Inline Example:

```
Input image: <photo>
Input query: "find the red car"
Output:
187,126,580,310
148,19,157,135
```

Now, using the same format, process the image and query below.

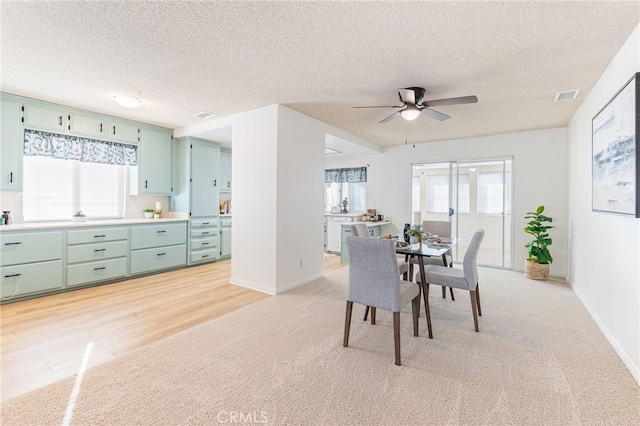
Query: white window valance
24,129,137,166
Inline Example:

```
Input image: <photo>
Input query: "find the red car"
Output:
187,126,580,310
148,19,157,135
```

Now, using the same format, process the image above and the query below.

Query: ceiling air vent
194,111,214,119
554,89,580,102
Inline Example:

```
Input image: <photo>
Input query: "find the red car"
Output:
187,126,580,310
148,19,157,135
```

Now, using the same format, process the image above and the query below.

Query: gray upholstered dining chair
351,224,410,322
343,236,422,365
417,229,485,332
408,220,455,299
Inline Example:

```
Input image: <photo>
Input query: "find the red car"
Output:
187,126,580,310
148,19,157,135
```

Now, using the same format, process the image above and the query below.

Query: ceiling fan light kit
354,86,478,123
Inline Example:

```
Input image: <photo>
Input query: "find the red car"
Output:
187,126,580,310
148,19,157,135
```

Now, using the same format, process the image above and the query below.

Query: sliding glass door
411,158,513,268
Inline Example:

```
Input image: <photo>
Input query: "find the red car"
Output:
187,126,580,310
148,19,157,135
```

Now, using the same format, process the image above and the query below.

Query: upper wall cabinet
0,94,23,191
23,101,69,133
108,119,140,144
137,126,173,195
69,111,107,139
220,148,232,192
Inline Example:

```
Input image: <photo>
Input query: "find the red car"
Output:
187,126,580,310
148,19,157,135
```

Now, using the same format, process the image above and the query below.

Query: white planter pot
144,212,154,219
409,236,419,244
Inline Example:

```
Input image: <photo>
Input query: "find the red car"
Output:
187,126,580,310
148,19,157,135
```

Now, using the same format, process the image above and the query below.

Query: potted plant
153,210,161,219
341,198,348,214
143,208,154,219
405,225,423,244
524,205,554,280
72,210,87,222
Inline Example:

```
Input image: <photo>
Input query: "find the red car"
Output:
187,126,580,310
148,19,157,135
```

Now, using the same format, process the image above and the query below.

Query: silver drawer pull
202,222,209,225
157,230,166,233
94,267,106,271
157,252,166,256
4,242,22,246
202,255,209,258
94,234,106,238
202,231,209,235
3,273,22,278
202,242,209,245
94,249,106,252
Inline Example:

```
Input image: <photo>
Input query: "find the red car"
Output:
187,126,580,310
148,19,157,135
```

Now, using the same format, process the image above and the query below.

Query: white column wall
228,105,279,293
274,106,326,293
326,127,569,278
567,24,640,384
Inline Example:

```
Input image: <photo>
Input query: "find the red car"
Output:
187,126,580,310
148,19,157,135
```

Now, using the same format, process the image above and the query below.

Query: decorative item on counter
153,211,161,219
219,200,228,214
2,210,13,225
155,201,162,217
72,210,86,222
341,198,348,214
143,209,154,219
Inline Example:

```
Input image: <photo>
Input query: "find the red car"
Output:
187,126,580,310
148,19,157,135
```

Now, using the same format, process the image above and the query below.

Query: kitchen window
324,167,367,212
22,130,135,222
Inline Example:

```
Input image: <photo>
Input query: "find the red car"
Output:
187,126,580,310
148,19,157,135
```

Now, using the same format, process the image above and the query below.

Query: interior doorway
411,158,513,268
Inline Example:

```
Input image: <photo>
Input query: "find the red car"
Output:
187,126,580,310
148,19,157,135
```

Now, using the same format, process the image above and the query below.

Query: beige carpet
2,267,639,425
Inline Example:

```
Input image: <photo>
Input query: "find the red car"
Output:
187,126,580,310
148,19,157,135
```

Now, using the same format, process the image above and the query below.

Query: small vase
409,236,419,244
144,212,154,219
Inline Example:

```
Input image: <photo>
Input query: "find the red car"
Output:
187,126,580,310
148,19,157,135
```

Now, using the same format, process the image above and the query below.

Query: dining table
395,238,459,339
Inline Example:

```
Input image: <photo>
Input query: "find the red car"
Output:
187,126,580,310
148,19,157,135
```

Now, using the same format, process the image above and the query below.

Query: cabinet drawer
190,218,218,228
67,240,128,264
1,260,63,298
130,244,186,274
190,236,218,251
66,258,127,287
67,227,127,244
130,223,187,250
190,249,219,264
190,228,218,238
1,232,63,266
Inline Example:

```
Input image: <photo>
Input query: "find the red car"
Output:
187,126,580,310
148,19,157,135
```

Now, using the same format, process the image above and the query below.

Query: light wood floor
1,256,345,402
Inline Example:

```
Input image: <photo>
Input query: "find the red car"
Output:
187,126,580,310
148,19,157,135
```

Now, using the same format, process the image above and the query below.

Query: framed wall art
592,72,640,217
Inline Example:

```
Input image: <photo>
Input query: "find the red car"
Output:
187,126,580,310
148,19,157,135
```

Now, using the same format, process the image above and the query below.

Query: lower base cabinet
130,244,187,275
1,260,63,298
66,258,128,287
130,222,187,274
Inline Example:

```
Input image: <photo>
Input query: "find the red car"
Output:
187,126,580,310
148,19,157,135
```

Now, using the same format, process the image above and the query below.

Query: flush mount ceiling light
400,104,421,121
113,93,142,108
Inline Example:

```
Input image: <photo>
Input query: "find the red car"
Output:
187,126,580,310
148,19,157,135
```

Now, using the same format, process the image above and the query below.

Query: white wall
226,105,326,294
326,127,569,277
567,24,640,384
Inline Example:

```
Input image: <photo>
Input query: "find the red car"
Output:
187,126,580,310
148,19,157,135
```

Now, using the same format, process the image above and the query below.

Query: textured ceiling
1,1,638,149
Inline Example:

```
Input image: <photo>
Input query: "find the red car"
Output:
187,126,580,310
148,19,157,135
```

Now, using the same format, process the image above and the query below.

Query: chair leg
475,283,481,316
412,295,420,337
449,287,455,301
393,311,401,366
343,301,353,347
370,307,376,325
363,305,370,321
469,290,479,332
441,286,446,298
422,283,433,338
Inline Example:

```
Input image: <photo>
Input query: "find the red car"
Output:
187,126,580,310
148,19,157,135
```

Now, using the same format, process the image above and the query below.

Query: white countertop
0,217,188,232
340,220,391,227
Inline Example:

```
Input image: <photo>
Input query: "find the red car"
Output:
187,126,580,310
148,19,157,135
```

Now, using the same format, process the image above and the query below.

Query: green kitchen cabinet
0,93,23,191
220,148,232,192
136,125,173,195
22,99,69,133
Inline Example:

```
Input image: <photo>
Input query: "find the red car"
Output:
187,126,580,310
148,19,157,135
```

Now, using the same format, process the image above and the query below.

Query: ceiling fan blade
424,95,478,107
379,111,401,123
398,88,416,104
420,108,450,121
352,105,400,109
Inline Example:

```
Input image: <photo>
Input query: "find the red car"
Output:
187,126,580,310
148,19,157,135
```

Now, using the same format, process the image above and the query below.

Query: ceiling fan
353,87,478,123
